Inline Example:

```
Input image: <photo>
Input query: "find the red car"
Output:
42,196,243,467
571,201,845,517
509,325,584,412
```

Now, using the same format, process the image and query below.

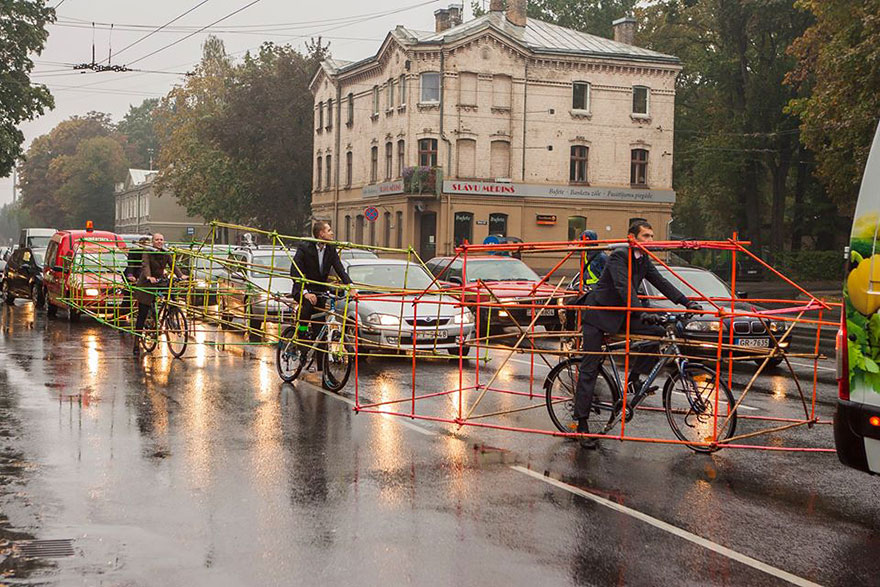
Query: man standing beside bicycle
133,233,183,357
574,220,702,449
289,220,355,367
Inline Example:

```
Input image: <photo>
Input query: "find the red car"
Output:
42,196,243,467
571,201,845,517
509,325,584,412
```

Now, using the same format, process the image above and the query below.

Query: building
310,0,681,266
114,169,210,243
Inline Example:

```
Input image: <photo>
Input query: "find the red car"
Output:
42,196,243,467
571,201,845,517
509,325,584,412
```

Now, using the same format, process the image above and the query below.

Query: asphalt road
0,301,877,586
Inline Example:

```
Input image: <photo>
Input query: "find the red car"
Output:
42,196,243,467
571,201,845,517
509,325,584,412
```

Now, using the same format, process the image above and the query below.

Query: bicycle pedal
645,385,659,396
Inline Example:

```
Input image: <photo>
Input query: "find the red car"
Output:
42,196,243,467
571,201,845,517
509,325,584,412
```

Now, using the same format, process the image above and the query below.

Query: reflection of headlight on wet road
85,288,100,297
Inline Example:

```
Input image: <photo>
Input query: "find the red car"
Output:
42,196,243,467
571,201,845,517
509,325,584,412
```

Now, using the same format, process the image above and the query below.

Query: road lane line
788,361,835,372
510,465,821,587
298,381,437,436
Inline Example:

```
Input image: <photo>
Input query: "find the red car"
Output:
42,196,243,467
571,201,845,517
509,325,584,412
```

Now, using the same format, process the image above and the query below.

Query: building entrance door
419,212,437,259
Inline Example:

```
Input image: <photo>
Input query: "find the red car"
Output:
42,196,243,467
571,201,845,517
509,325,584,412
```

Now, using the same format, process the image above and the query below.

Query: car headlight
499,297,518,305
769,321,783,333
85,288,100,297
366,313,400,326
453,310,474,324
195,279,208,288
684,320,721,332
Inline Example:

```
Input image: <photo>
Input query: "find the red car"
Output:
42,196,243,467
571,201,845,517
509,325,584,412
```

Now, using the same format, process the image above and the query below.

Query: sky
2,0,479,206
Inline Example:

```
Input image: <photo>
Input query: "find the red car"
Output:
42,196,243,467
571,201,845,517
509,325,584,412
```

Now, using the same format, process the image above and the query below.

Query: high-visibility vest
585,260,601,285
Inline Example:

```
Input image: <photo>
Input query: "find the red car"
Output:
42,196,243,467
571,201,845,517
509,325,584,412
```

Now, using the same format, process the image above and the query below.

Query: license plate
415,330,447,340
533,308,555,317
735,338,769,348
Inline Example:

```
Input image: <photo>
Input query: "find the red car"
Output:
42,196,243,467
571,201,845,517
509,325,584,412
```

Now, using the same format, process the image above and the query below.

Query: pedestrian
133,233,183,356
573,220,702,449
289,221,355,363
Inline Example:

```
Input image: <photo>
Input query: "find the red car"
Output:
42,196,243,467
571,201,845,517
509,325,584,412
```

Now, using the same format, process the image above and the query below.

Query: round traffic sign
482,235,500,245
364,206,379,222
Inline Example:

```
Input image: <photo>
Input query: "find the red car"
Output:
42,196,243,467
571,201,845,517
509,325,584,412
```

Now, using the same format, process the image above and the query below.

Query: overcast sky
2,0,478,206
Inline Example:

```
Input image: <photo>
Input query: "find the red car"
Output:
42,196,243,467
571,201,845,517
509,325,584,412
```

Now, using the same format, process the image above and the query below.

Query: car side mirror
736,290,748,299
448,276,462,285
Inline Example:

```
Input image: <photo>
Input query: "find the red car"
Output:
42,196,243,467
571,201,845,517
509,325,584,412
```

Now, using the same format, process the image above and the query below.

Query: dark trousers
296,293,327,339
133,303,153,348
574,318,665,420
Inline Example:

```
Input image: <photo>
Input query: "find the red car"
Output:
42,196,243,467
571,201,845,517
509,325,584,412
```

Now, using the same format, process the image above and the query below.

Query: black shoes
576,418,598,450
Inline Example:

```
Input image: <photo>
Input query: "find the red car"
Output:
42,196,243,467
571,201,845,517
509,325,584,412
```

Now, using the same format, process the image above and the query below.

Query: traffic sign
482,235,500,245
364,206,379,222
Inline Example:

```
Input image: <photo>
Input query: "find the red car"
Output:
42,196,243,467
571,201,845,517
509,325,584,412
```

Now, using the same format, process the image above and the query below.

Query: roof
343,258,414,266
321,12,678,79
127,169,157,187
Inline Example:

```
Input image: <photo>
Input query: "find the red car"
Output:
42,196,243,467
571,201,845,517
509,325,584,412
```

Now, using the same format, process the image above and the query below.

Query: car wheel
31,283,44,308
46,299,58,317
447,345,471,357
756,357,784,368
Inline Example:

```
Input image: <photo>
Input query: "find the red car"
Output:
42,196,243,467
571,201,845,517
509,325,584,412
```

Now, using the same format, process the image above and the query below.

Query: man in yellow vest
563,230,608,331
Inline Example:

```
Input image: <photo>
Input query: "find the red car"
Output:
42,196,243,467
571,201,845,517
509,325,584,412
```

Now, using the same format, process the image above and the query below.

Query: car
183,244,234,307
338,247,378,261
2,247,46,306
343,258,475,354
424,255,562,335
0,246,13,275
19,227,56,249
219,246,296,329
43,227,128,321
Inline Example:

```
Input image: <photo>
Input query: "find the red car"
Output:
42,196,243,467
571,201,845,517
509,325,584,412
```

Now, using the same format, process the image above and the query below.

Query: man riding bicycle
574,221,701,449
133,233,183,356
289,221,354,365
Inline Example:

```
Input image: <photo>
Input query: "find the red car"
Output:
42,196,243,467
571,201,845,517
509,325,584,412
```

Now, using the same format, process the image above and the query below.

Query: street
1,300,878,586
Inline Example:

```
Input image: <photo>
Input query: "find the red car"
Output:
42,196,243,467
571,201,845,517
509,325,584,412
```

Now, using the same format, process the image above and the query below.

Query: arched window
344,215,351,242
316,156,322,190
457,139,476,178
383,212,391,247
397,140,405,177
490,140,510,179
370,146,378,183
355,214,365,244
568,216,587,241
325,154,332,188
418,138,437,167
345,151,353,187
489,213,508,237
631,149,648,187
570,146,588,184
385,142,393,180
454,211,473,247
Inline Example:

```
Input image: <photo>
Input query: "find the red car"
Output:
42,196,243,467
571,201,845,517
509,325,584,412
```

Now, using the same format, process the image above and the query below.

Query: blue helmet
581,230,598,241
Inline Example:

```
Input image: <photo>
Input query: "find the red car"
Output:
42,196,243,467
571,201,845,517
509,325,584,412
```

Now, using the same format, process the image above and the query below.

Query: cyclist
133,233,183,356
289,221,355,365
563,229,608,331
573,220,701,449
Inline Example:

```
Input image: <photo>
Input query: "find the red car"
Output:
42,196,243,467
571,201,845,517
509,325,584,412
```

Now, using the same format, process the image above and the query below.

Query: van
43,227,128,321
836,121,880,474
19,228,56,249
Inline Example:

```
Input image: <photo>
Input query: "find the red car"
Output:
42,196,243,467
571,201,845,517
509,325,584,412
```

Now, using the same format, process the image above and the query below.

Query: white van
19,228,57,249
836,121,880,474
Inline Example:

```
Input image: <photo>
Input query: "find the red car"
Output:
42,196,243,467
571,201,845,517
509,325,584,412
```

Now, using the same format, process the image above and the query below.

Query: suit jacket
583,245,689,333
134,247,183,305
289,241,352,298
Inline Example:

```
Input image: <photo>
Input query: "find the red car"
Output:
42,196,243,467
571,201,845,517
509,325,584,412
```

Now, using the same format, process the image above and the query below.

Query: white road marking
510,465,822,587
788,361,835,372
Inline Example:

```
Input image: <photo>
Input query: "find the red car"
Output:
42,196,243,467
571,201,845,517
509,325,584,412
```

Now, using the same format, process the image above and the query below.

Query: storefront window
454,212,474,247
489,213,508,237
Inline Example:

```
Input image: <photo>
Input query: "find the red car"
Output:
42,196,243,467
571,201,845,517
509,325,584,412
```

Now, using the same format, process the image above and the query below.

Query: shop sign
362,180,404,198
442,180,675,203
536,214,557,225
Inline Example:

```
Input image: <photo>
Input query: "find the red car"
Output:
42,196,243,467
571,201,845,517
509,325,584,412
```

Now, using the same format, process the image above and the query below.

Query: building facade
310,1,681,267
114,169,210,243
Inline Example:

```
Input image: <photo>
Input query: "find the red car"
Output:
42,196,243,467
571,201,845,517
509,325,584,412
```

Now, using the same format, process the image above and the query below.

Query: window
568,216,587,241
369,217,376,246
396,211,403,248
316,156,322,190
397,140,405,177
385,142,393,180
633,86,649,116
489,213,508,237
459,71,477,106
370,146,378,183
317,101,323,130
570,146,589,184
399,74,407,105
325,154,332,188
347,93,354,125
418,138,437,167
326,98,333,129
387,79,394,110
355,214,365,244
345,151,353,187
572,82,590,111
492,74,511,109
489,140,510,179
631,149,648,186
454,211,473,247
383,212,391,247
344,215,351,242
372,85,379,115
420,72,440,103
457,139,476,178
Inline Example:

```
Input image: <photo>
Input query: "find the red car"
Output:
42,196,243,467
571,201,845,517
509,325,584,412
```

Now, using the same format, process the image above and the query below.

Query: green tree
53,136,129,229
787,0,880,215
0,0,55,177
116,98,160,170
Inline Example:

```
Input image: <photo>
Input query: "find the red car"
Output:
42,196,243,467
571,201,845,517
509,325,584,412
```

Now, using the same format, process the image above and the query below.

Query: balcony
402,166,439,195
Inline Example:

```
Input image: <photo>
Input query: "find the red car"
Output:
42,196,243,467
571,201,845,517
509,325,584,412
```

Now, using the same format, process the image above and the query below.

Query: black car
3,247,46,306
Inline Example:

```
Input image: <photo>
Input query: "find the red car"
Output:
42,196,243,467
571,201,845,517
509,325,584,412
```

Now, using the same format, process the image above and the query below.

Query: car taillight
837,308,849,401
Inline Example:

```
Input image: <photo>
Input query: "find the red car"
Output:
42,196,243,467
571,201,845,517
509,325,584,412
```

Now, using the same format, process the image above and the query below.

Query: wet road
0,301,878,586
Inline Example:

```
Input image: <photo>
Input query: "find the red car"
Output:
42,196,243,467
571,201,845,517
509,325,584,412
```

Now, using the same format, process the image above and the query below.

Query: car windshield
465,259,540,282
650,269,732,299
28,236,52,249
348,263,436,290
341,250,377,259
31,251,44,266
249,252,293,276
73,247,127,272
192,255,227,269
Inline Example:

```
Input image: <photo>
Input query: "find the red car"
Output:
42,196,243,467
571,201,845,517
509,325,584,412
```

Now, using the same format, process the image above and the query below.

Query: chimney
612,16,637,45
434,8,450,33
489,0,504,12
447,3,463,27
507,0,526,27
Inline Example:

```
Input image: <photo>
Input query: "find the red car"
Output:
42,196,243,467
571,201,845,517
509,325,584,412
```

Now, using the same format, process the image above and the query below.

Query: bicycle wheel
663,363,737,452
544,358,619,434
322,326,352,392
163,306,188,359
140,308,159,353
276,325,305,383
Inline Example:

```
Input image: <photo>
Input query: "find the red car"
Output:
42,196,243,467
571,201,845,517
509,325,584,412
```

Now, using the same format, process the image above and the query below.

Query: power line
103,0,214,64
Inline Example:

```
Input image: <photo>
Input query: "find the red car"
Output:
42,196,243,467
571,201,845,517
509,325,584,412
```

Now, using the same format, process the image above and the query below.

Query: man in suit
574,220,701,449
289,220,354,347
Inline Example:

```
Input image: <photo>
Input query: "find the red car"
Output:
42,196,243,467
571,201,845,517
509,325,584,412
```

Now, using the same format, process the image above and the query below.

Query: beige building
114,169,211,243
310,1,681,267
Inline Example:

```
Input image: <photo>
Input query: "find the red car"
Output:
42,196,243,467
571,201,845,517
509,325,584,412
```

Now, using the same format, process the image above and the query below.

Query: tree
54,136,129,229
117,99,160,170
0,0,55,177
787,0,880,215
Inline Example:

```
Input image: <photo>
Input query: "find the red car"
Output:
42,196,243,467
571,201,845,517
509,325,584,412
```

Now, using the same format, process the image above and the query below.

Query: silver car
344,259,475,355
219,247,296,329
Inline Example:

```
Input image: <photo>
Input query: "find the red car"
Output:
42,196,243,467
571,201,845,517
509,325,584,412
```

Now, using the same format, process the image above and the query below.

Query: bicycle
139,278,189,359
275,292,352,391
544,312,737,452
